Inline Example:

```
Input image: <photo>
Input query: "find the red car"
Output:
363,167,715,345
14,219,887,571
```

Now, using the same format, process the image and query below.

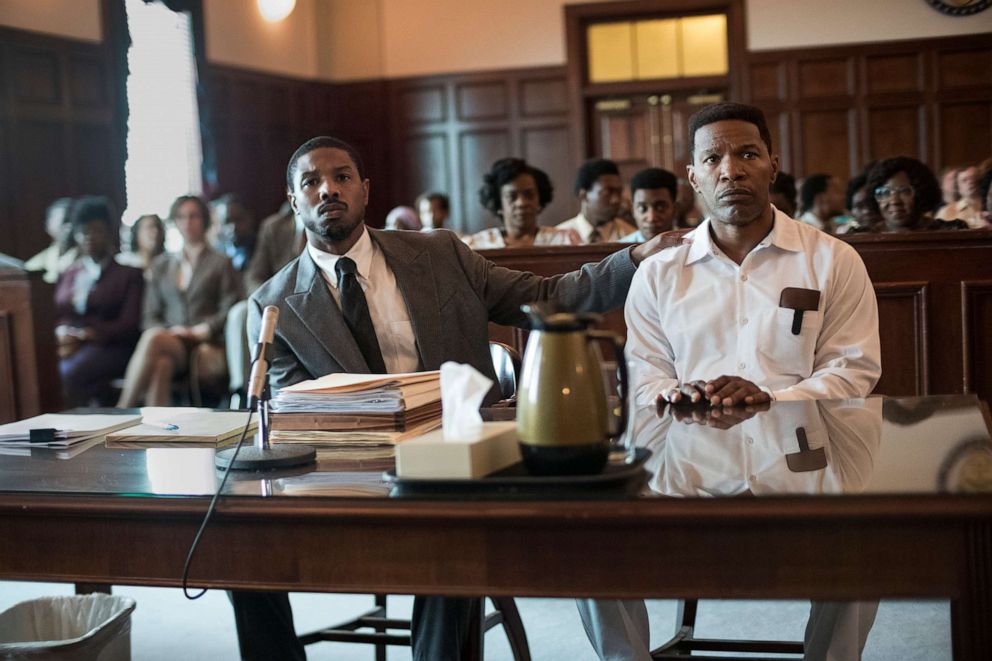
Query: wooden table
1,396,990,659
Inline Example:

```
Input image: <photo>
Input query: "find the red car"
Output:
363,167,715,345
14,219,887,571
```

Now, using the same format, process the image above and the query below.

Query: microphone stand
215,362,316,471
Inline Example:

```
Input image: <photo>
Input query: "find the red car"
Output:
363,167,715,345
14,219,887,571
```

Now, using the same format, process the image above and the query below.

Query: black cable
182,408,254,600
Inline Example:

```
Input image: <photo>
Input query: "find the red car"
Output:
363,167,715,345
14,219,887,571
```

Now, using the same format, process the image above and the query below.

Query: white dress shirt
176,243,205,292
71,256,105,315
307,228,419,374
556,213,636,243
462,226,581,249
624,207,881,404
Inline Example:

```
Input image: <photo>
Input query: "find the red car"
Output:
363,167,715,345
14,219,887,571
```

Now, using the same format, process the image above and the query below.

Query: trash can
0,594,136,660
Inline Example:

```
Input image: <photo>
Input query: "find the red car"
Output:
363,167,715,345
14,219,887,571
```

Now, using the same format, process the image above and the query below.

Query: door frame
564,0,747,161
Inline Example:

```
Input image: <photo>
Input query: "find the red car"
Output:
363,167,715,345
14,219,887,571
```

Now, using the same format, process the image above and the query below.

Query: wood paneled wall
389,67,578,235
745,33,992,178
203,66,392,227
0,26,124,261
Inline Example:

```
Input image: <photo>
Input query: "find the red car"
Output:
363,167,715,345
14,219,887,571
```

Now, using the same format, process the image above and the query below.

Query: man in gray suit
232,136,664,660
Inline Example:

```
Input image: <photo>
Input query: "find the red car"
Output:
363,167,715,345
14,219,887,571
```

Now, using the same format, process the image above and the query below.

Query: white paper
440,361,493,442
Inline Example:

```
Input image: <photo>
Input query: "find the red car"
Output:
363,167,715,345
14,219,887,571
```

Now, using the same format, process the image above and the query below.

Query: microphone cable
181,408,255,600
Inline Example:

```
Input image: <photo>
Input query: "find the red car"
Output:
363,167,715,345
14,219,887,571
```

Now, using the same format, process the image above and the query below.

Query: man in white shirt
798,173,847,233
578,101,882,660
620,168,678,243
557,158,637,242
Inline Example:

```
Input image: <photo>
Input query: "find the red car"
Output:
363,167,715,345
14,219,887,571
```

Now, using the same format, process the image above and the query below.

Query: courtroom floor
0,582,950,659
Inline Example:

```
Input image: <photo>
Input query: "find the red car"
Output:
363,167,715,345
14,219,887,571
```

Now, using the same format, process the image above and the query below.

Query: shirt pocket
756,307,822,379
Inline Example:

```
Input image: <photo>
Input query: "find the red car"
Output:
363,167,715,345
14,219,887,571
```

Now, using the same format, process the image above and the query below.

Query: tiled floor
0,582,951,660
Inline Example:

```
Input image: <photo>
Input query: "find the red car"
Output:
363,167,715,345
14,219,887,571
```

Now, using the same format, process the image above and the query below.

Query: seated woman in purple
55,197,144,406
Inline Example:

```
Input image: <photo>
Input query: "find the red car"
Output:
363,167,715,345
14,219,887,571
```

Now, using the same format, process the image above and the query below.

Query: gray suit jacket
144,247,244,343
248,228,636,404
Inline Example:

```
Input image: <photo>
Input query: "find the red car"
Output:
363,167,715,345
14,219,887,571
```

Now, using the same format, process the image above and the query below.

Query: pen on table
144,421,179,431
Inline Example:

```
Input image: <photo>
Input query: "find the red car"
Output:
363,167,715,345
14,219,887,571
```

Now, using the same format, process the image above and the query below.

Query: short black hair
574,158,620,196
286,136,365,190
980,168,992,211
479,158,554,215
168,195,212,230
630,168,677,199
129,214,165,254
69,196,118,237
864,156,942,221
845,173,868,210
799,174,831,213
769,171,796,201
688,102,773,155
416,191,450,212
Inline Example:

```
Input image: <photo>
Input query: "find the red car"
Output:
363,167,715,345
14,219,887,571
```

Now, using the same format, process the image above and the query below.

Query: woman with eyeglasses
864,156,969,233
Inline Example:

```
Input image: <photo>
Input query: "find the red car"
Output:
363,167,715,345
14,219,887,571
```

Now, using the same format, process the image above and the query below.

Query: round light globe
258,0,296,22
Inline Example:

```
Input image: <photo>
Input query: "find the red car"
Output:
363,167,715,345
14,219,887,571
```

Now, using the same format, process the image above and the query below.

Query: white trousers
575,598,878,661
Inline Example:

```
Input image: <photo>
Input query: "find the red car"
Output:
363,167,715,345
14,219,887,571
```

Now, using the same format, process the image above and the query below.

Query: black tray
383,448,651,499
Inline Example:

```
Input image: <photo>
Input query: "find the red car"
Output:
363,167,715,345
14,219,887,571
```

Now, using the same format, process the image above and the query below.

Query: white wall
1,0,990,79
0,0,102,42
203,0,318,79
747,0,992,52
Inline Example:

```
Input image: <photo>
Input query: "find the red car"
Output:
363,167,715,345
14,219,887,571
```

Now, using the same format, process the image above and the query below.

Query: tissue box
395,422,520,479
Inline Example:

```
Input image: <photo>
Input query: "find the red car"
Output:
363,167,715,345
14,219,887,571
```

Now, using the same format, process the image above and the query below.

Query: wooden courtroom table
483,229,992,404
0,395,990,659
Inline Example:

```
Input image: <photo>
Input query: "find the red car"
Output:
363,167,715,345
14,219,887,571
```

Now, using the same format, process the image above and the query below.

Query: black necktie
335,257,387,373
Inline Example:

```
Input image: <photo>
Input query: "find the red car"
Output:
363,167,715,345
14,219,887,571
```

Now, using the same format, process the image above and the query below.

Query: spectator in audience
212,193,258,271
768,171,798,217
557,158,636,242
416,191,451,231
865,156,968,233
464,157,580,249
25,197,77,284
938,166,960,210
117,195,242,407
620,167,678,243
798,173,847,233
673,178,703,228
979,168,992,225
384,205,422,231
55,197,144,407
937,165,989,228
838,173,882,234
117,213,165,274
244,201,302,294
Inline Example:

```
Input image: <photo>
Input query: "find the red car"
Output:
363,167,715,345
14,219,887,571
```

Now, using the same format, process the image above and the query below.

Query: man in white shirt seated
620,168,678,243
577,101,882,661
557,158,637,243
798,173,848,234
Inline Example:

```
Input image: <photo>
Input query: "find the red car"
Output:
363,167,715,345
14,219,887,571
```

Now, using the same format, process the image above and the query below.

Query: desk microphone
247,305,279,408
215,304,315,471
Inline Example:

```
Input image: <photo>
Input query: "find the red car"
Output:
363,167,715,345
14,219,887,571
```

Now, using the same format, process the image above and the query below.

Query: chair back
489,341,522,401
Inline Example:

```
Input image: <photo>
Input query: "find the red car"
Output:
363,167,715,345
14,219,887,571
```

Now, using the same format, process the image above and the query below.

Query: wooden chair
651,599,804,660
298,343,530,660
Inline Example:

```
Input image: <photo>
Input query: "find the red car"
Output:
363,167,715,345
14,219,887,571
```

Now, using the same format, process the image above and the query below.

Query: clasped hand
659,375,771,407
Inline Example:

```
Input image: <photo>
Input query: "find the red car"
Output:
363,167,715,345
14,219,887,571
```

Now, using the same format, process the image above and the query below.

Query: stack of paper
105,410,256,447
270,371,443,453
0,413,142,449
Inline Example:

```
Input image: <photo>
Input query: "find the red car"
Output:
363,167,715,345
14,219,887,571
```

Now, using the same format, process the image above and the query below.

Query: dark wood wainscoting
389,67,577,235
483,230,992,403
0,26,124,261
744,33,992,178
203,66,392,227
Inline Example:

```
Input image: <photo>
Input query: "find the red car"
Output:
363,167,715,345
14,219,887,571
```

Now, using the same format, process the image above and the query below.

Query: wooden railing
482,229,992,403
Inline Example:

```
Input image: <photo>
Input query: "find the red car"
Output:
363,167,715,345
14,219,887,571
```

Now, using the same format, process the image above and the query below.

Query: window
122,0,202,249
587,14,729,83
